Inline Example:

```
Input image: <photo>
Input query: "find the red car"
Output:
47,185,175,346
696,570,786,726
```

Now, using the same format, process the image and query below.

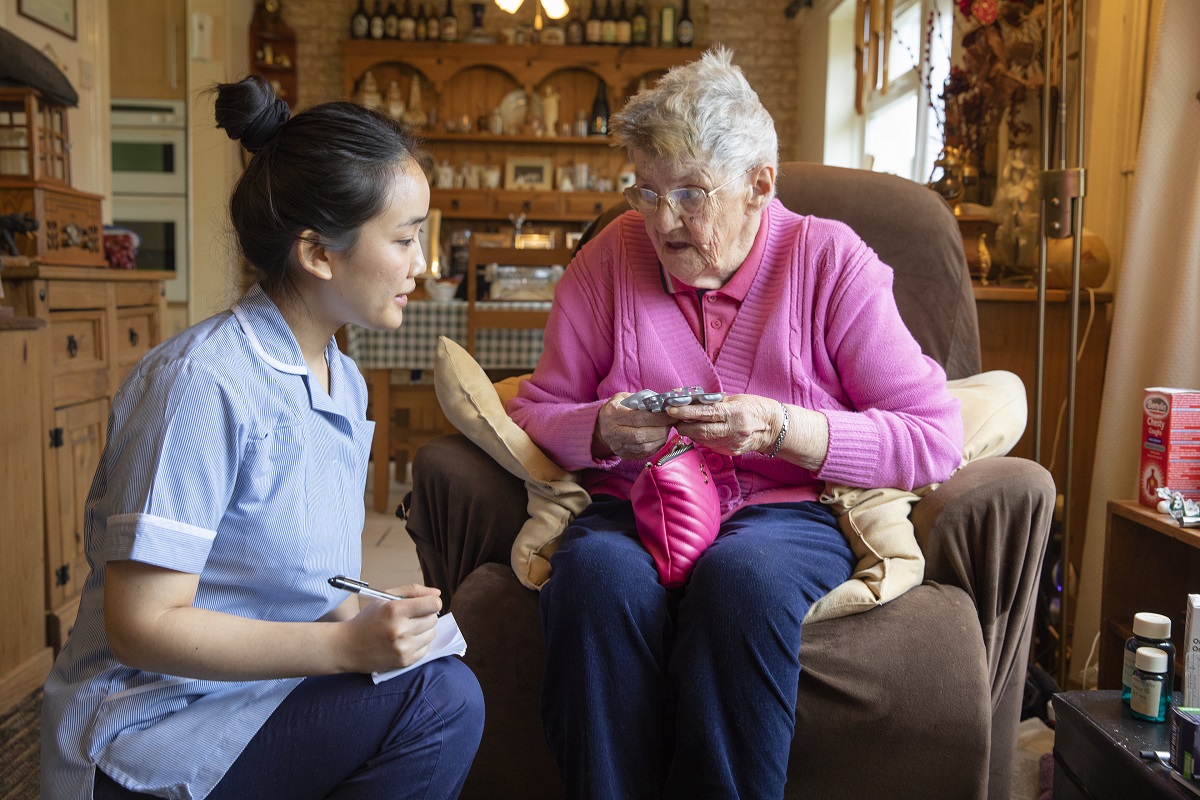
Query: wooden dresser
0,315,54,711
2,263,169,651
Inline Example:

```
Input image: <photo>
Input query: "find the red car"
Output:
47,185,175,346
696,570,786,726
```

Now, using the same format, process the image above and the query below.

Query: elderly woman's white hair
610,47,778,183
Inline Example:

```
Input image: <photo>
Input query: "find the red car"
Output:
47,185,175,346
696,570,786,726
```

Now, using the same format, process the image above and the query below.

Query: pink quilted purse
630,435,722,588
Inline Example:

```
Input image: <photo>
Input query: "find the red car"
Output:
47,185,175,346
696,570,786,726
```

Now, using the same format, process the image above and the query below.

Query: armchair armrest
407,434,529,602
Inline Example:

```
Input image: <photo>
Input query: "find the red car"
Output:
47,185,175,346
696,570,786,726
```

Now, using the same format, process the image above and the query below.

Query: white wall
1,0,112,219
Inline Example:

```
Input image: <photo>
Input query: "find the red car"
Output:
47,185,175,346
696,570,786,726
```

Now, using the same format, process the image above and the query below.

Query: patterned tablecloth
345,299,549,371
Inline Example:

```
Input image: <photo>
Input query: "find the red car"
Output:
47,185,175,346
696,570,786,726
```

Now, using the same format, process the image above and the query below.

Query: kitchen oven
111,99,188,301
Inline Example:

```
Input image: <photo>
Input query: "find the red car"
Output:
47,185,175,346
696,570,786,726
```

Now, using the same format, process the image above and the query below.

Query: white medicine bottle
1122,611,1175,707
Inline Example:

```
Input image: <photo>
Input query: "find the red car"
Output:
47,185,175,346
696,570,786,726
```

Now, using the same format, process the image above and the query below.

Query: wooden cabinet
2,265,169,650
974,286,1111,580
109,0,187,100
1098,501,1197,691
0,317,54,713
341,41,694,243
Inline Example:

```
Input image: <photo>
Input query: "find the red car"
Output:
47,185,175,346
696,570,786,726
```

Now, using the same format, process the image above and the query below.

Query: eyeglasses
622,167,756,218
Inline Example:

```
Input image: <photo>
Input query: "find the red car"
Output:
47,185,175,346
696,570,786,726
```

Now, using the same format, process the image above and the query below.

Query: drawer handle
522,201,531,211
451,198,461,210
594,202,603,213
128,327,139,346
66,334,78,358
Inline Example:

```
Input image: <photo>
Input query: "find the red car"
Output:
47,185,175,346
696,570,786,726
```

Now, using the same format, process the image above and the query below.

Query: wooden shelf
424,132,615,146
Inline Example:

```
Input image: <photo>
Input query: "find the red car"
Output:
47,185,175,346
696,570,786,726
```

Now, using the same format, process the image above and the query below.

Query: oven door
112,194,188,303
111,126,187,195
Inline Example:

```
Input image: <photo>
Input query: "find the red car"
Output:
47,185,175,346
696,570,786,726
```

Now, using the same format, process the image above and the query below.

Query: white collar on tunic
231,284,309,376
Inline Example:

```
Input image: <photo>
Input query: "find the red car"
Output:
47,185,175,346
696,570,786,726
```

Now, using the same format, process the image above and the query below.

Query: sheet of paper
371,612,467,684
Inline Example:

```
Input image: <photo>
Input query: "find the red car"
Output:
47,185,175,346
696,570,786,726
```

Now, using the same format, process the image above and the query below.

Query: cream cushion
433,336,1027,619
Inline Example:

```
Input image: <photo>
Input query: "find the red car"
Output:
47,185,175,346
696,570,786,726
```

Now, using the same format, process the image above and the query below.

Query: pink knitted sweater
506,200,963,516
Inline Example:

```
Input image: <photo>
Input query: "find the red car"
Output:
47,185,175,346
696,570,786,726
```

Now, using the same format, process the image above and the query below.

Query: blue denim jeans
95,658,484,800
540,498,854,800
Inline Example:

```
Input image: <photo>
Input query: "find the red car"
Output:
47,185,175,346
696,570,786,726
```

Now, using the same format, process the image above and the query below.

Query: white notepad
371,613,467,683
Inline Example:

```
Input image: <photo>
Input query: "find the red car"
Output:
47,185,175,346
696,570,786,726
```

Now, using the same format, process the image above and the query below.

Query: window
855,0,952,183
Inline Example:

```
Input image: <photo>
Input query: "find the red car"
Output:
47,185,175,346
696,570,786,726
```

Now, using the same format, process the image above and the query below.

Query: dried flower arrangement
938,0,1073,204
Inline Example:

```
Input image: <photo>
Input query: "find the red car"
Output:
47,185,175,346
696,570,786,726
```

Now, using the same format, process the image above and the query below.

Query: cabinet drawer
436,190,492,216
49,311,109,406
46,281,107,311
565,193,617,218
117,308,157,369
496,192,561,217
116,282,164,308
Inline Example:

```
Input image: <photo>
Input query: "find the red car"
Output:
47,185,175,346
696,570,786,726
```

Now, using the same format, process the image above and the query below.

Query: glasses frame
623,166,757,218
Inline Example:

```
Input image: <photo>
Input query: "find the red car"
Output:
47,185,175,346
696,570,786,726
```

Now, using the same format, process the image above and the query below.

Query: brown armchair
404,163,1055,800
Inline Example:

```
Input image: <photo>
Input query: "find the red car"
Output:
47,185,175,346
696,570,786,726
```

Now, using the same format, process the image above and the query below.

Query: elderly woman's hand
593,393,677,461
667,393,780,457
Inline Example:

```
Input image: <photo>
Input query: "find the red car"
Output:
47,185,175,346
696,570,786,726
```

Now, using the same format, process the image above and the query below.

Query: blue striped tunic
41,285,375,799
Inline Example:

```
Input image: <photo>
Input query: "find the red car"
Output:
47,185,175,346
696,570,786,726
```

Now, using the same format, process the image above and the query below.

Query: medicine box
1188,594,1200,708
1172,706,1200,780
1140,388,1200,508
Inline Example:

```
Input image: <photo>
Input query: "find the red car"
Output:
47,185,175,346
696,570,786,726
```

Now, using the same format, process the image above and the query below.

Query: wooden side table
1099,500,1200,691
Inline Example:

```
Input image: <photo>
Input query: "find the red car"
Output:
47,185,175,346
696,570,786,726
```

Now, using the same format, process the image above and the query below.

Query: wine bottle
676,0,693,47
384,1,400,39
415,2,427,40
601,0,616,44
426,4,440,41
615,0,631,45
589,78,610,136
350,0,370,39
440,0,458,41
369,0,385,39
658,1,677,47
630,0,648,45
398,0,416,40
584,0,602,45
566,9,585,45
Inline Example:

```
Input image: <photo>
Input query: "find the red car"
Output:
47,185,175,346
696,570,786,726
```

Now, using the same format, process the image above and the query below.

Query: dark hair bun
214,75,291,153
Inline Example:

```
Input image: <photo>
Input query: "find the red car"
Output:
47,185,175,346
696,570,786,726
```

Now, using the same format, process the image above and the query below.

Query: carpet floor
0,689,41,800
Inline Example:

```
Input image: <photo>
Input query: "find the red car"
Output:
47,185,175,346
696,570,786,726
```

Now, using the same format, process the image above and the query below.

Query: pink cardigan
506,200,963,516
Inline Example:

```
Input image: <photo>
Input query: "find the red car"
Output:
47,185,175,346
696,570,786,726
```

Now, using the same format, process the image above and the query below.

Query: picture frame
18,0,76,39
504,156,554,191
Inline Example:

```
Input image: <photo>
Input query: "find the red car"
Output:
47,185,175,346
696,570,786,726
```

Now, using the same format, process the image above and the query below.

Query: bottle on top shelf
676,0,693,47
658,1,677,47
351,0,370,38
415,3,427,40
440,0,458,41
382,2,398,38
585,0,602,44
601,0,617,44
566,8,585,44
398,0,417,40
426,3,440,40
615,0,632,45
631,0,648,45
369,0,386,39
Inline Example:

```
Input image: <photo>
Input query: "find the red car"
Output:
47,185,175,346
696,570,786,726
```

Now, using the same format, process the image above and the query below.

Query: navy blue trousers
95,657,484,800
540,498,855,800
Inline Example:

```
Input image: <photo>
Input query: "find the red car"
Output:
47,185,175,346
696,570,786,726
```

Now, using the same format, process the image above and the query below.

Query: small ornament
970,0,998,25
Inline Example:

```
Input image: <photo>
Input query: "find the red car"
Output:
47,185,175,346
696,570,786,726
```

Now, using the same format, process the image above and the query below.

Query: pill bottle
1130,646,1170,722
1122,612,1175,706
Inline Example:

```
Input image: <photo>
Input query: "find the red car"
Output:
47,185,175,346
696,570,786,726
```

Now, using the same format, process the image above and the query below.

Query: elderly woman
505,48,963,799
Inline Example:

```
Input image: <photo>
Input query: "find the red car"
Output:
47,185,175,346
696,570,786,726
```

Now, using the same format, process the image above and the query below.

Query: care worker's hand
341,584,442,673
593,392,676,461
669,393,783,457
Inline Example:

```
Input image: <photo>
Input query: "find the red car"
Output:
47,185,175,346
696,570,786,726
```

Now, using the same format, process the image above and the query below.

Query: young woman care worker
506,48,964,800
41,76,484,800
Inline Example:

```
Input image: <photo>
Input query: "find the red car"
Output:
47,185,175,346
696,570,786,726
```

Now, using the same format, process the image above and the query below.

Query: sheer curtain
1070,0,1200,684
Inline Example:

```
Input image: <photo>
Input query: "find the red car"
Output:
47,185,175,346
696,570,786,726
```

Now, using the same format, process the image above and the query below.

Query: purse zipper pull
655,439,695,467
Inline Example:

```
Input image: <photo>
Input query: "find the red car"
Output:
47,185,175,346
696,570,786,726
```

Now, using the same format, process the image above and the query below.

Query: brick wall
278,0,804,160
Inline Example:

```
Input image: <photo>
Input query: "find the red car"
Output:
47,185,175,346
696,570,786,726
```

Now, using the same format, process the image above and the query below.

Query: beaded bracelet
768,403,789,459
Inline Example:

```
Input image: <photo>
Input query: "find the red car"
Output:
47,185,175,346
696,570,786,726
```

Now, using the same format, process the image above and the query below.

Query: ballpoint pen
328,575,405,602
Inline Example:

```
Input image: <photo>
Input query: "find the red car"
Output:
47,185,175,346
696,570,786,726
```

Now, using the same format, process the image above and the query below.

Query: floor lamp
1037,0,1087,688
